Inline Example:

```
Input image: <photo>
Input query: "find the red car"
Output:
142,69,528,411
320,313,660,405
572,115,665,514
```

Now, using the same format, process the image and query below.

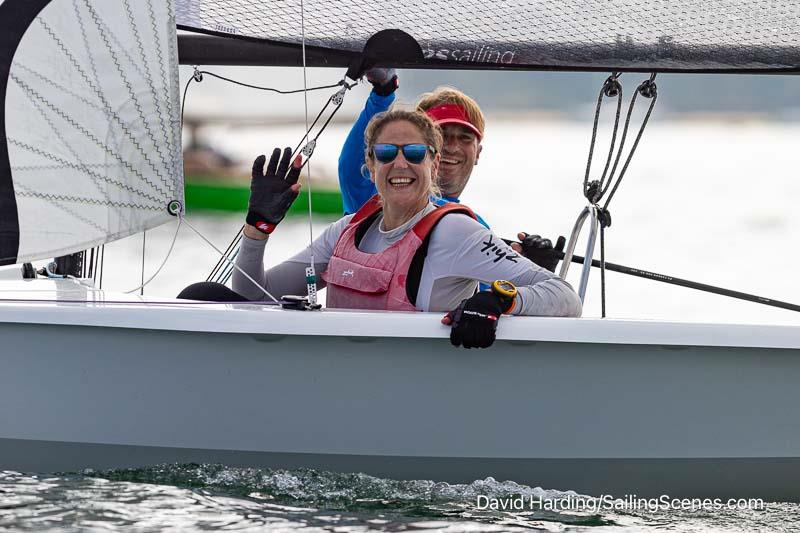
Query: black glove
246,147,301,234
365,67,398,97
519,233,566,273
443,291,510,349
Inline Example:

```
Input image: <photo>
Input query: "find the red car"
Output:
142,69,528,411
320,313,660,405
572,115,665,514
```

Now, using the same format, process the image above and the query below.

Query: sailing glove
443,291,511,349
365,68,398,97
518,233,566,273
246,147,301,234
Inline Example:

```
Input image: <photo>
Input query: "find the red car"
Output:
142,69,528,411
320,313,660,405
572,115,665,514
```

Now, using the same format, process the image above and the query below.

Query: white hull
2,279,800,500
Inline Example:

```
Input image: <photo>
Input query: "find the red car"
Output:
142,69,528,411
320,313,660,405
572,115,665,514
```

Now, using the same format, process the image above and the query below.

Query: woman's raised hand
246,147,302,235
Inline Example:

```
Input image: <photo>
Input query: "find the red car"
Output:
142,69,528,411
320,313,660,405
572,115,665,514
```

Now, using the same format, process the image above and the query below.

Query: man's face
437,123,482,199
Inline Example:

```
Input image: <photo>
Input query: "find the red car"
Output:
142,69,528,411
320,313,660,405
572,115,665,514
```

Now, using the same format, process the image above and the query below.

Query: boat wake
84,463,588,505
3,466,795,531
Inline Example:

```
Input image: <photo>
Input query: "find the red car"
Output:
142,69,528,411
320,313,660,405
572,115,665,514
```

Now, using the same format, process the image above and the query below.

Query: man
337,69,564,272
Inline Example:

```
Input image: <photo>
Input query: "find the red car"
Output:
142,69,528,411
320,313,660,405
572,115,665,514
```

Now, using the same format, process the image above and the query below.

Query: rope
124,219,182,294
299,0,319,307
140,230,146,295
191,69,343,94
181,215,279,303
602,75,658,209
581,73,658,317
207,226,242,282
583,73,621,202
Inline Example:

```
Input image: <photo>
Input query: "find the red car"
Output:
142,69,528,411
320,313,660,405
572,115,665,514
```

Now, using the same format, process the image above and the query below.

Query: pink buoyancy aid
322,195,475,311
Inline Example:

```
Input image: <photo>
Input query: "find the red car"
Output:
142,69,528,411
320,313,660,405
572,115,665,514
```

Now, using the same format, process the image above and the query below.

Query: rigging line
88,248,95,282
195,69,343,94
207,226,243,282
600,224,606,318
124,220,181,294
98,244,105,289
300,0,318,307
595,77,624,197
180,73,194,128
217,247,241,286
584,73,622,201
603,75,658,209
181,216,279,303
140,231,146,295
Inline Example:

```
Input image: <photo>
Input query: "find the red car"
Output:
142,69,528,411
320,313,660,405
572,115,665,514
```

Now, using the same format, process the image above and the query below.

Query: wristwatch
491,280,517,314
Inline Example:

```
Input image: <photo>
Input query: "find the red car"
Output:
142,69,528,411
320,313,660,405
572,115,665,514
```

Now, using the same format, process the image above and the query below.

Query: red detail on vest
322,195,476,311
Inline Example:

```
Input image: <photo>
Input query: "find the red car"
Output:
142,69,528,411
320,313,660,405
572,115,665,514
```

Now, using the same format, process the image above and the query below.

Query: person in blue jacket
337,69,564,273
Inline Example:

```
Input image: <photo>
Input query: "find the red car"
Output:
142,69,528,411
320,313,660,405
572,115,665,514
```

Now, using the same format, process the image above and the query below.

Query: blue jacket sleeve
338,90,395,214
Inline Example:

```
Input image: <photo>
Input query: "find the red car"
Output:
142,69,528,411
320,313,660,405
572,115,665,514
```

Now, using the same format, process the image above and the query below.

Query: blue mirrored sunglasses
371,143,435,164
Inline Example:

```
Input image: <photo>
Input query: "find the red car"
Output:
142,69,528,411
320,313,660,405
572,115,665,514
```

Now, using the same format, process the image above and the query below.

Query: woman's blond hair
363,106,443,198
415,86,485,138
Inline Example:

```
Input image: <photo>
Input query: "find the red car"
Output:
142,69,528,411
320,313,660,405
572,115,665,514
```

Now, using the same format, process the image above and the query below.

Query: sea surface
2,466,797,532
3,116,800,531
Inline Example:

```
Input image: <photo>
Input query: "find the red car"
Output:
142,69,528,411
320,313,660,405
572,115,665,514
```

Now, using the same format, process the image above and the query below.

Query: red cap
425,104,483,140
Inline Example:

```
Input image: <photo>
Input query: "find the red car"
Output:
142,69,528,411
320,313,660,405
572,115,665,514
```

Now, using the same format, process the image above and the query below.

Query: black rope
193,69,344,95
180,75,193,129
602,75,658,209
581,73,658,317
584,73,622,203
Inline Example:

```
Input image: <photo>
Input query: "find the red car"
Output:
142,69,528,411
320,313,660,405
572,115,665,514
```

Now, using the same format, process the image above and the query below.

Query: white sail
0,0,183,264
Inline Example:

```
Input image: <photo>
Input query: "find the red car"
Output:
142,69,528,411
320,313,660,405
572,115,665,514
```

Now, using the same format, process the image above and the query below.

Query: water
4,118,799,530
2,466,796,532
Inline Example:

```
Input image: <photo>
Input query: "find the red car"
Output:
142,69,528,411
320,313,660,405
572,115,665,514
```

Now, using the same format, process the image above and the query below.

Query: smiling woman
363,109,442,229
179,108,581,348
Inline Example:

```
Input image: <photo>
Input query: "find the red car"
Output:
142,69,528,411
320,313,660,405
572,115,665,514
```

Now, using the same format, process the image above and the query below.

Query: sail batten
176,0,800,72
0,0,183,265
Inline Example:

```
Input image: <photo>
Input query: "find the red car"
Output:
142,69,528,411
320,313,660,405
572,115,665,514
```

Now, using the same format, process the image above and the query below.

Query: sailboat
1,0,799,502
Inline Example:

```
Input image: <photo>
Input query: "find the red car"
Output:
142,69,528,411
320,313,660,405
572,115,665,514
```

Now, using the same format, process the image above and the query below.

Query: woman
184,108,582,348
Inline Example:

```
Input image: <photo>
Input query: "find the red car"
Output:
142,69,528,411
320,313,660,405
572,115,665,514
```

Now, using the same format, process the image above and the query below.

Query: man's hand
245,147,301,236
510,233,566,273
365,67,398,97
442,291,509,349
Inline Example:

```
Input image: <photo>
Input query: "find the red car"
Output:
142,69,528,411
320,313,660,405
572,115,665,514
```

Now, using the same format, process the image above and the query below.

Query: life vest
322,195,476,311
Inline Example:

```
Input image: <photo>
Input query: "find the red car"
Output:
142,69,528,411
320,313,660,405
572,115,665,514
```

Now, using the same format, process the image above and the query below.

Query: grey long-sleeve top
233,203,582,317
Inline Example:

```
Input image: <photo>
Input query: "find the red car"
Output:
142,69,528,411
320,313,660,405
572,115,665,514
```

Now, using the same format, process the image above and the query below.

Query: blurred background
101,65,800,325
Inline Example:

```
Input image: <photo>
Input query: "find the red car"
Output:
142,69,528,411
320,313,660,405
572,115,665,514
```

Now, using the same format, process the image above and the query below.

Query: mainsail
176,0,800,72
0,0,183,265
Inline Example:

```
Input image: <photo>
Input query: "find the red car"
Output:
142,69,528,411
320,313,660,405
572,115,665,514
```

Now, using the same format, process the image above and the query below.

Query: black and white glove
442,291,511,349
246,147,301,234
365,67,398,97
516,233,566,273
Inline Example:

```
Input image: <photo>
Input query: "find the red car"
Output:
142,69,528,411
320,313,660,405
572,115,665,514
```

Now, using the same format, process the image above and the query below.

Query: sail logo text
423,45,516,64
